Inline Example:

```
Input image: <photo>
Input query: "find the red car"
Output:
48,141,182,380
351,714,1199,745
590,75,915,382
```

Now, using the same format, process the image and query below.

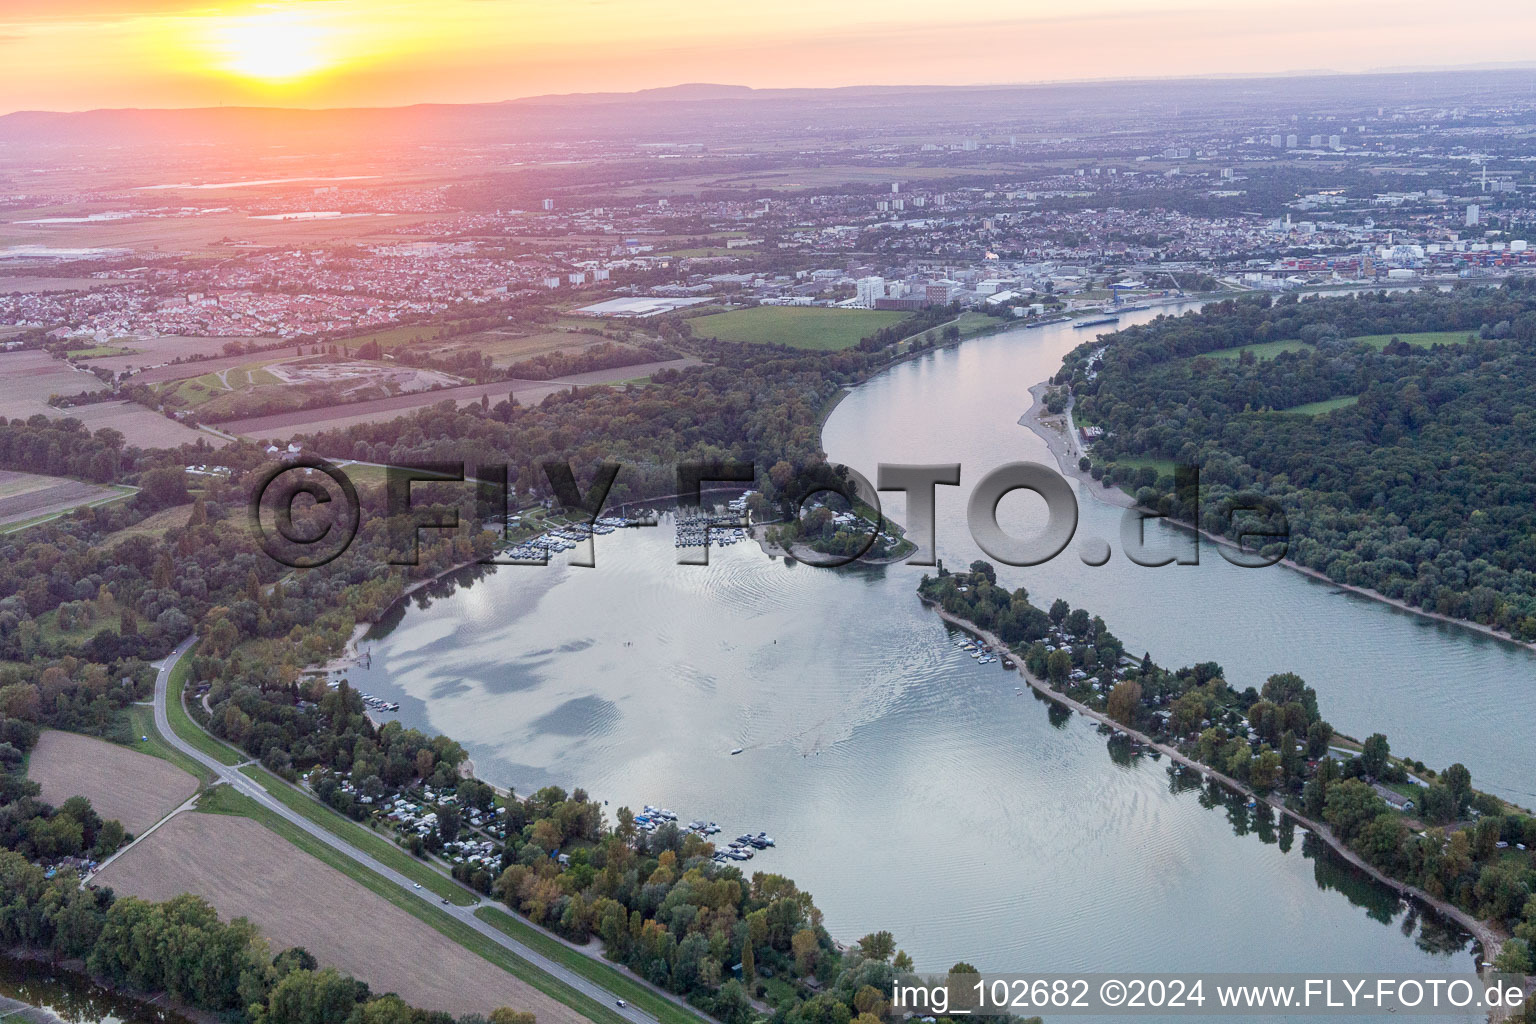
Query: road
152,636,659,1024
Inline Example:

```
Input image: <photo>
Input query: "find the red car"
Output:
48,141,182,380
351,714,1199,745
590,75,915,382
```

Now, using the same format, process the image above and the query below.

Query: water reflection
822,308,1536,801
344,524,1475,995
334,304,1524,1002
0,954,191,1024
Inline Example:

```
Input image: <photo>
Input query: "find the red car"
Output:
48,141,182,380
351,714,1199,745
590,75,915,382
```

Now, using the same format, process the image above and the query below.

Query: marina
674,493,756,548
630,805,779,865
497,514,634,560
325,679,402,713
494,500,755,560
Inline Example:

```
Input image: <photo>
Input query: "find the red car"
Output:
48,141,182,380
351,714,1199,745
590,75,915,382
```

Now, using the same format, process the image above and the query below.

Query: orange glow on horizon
4,0,1536,114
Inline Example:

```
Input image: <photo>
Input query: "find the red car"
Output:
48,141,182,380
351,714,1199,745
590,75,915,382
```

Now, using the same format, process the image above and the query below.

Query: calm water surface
346,308,1533,998
0,954,191,1023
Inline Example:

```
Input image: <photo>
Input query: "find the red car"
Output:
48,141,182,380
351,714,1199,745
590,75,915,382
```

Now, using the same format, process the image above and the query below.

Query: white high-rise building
1466,204,1480,227
856,276,886,308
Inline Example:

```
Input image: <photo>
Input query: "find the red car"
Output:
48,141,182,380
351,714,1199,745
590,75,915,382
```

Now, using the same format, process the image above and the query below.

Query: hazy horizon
6,61,1536,118
6,0,1536,117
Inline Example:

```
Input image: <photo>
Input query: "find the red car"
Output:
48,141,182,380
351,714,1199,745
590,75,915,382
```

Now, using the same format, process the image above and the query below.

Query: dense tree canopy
1059,282,1536,638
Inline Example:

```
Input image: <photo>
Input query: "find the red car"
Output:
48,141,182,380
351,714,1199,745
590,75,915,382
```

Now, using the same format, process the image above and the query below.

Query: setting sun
202,6,340,83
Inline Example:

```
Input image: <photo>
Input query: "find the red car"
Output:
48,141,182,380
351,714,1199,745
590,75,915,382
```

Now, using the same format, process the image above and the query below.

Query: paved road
152,636,657,1024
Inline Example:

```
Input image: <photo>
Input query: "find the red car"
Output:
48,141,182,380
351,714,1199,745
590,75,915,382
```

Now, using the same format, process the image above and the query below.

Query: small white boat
730,747,744,755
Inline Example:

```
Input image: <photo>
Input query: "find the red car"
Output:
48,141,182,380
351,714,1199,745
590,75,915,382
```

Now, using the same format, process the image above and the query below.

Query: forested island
919,564,1536,976
1054,282,1536,641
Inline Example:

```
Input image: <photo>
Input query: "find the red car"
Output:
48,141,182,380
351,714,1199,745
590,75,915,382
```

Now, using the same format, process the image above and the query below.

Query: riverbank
916,596,1509,970
750,522,913,566
1017,382,1536,657
1017,383,1134,509
1,946,212,1024
323,553,497,675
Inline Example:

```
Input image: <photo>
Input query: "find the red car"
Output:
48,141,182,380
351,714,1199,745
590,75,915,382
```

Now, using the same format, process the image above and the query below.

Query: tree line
0,847,533,1024
923,565,1536,975
1059,283,1536,640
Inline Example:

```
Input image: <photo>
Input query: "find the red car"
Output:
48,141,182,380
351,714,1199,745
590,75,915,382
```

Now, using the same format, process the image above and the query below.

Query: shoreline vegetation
916,567,1536,981
1018,382,1536,656
0,947,204,1024
1047,285,1536,649
265,530,968,1024
5,289,1533,1024
918,596,1506,960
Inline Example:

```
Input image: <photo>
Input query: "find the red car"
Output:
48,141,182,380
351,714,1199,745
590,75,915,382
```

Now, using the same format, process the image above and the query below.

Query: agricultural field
27,730,197,834
331,320,493,353
0,349,106,417
0,206,441,258
95,811,583,1022
662,247,752,258
64,345,138,359
78,335,274,377
128,346,302,386
689,306,908,350
0,275,133,294
599,162,999,197
0,469,132,532
437,327,609,367
0,349,228,448
52,401,223,449
222,357,698,439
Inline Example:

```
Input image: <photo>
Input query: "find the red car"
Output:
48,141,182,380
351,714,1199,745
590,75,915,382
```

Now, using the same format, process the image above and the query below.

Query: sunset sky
3,0,1535,114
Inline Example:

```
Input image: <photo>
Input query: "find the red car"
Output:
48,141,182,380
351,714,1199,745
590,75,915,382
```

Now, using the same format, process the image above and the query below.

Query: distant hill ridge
3,67,1534,151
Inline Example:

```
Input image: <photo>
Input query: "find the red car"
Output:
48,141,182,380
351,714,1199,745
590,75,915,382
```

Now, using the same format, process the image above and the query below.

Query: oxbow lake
345,307,1533,1004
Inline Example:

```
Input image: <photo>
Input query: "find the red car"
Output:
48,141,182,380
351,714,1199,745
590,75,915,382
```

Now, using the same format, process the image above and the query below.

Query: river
342,306,1535,1001
0,953,191,1023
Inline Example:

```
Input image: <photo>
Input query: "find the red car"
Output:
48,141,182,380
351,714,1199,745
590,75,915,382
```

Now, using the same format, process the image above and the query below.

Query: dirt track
94,812,586,1022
